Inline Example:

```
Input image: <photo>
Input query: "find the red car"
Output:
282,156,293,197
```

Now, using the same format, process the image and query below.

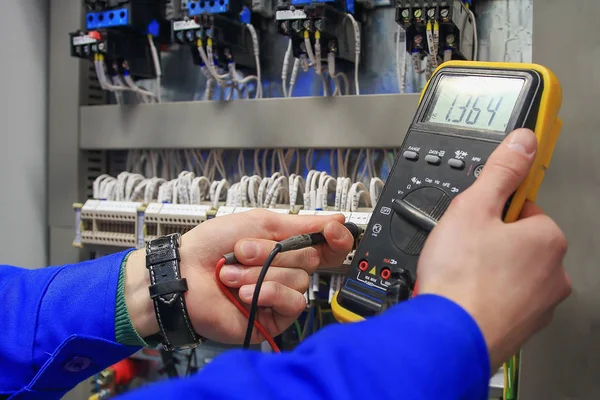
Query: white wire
314,38,322,76
147,35,162,102
466,8,478,61
93,174,112,199
333,72,350,96
444,49,453,62
369,177,385,206
288,58,300,97
123,75,159,101
345,13,361,95
125,174,145,200
264,176,287,208
197,46,230,84
426,22,437,71
396,25,405,93
94,60,130,93
304,36,316,66
340,177,351,211
257,177,269,206
248,175,262,207
246,24,262,98
110,76,124,104
213,179,230,208
282,39,293,98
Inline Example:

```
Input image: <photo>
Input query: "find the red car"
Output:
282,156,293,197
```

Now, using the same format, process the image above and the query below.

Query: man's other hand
418,128,572,371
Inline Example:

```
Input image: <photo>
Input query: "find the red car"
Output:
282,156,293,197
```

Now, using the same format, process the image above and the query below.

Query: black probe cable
240,222,363,349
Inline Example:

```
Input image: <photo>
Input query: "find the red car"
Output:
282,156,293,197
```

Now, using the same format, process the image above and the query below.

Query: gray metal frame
79,95,419,149
48,0,600,397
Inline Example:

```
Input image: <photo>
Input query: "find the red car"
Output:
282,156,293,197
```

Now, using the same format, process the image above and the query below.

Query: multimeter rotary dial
390,187,450,255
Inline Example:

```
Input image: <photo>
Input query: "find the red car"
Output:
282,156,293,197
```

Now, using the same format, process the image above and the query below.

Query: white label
303,193,312,210
72,35,97,46
348,212,372,226
173,19,201,31
275,9,307,20
316,210,351,221
266,208,291,214
298,210,317,216
160,203,210,217
233,207,254,214
145,203,163,215
95,201,142,213
137,210,145,249
312,272,320,293
216,206,236,217
74,208,82,246
82,199,101,211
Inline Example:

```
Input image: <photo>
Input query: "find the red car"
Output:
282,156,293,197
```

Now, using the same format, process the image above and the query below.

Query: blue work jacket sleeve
0,251,140,399
122,294,491,400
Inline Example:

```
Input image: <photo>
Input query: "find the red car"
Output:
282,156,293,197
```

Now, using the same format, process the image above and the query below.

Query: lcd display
425,75,525,133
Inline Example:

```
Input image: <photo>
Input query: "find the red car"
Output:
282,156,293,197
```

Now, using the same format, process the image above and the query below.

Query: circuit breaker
275,0,362,62
173,1,259,70
396,0,475,61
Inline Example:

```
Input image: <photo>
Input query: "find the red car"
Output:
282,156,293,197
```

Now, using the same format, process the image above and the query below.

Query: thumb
468,128,537,216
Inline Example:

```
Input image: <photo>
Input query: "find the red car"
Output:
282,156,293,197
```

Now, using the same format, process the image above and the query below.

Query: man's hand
418,128,572,371
124,210,354,344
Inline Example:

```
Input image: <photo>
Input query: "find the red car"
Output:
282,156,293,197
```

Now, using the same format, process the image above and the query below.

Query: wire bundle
93,35,162,104
282,14,360,98
197,24,263,101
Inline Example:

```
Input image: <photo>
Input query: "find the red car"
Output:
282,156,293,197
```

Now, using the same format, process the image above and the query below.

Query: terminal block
84,0,166,34
395,0,475,61
173,1,258,70
275,0,361,63
70,29,157,79
73,200,143,248
142,203,211,244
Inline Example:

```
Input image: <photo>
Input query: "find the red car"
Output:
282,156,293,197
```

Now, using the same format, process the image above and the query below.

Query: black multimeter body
336,66,545,318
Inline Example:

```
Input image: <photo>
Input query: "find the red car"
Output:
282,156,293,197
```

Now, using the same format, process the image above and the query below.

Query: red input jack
359,260,369,271
381,268,391,280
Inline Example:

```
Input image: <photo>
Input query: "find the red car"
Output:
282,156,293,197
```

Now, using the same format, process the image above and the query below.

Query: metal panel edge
80,95,420,149
519,0,600,399
48,0,83,264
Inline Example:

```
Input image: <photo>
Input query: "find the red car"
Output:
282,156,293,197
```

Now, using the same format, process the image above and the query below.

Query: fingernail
330,222,347,241
239,285,255,299
221,266,242,283
240,241,258,259
507,129,537,157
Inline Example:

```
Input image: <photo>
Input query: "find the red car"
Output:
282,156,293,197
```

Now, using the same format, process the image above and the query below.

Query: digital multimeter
332,61,562,322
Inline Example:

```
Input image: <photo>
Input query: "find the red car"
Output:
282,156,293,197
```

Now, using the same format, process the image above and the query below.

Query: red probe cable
215,258,280,352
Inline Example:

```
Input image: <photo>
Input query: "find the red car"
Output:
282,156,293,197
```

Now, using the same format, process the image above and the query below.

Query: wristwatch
145,233,204,350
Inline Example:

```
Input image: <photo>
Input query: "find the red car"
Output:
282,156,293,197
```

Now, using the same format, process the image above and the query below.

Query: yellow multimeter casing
332,61,562,323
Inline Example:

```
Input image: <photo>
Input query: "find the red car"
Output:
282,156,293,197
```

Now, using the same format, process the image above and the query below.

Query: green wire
507,358,515,400
293,320,302,340
317,306,324,330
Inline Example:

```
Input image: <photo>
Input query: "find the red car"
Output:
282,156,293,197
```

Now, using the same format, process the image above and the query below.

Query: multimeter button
448,158,465,170
403,151,419,161
425,155,441,165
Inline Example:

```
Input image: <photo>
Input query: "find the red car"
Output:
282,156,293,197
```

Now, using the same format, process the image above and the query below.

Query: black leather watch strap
146,233,203,351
